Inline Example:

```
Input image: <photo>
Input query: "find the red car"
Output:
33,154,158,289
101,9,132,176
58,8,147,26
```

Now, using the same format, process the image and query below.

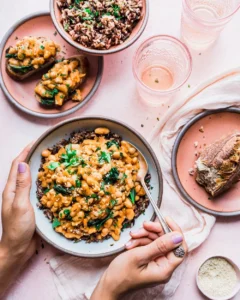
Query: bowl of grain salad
26,116,163,257
50,0,149,55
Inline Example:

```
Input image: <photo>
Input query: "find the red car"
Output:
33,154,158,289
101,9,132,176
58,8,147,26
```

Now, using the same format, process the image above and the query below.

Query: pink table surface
1,0,240,299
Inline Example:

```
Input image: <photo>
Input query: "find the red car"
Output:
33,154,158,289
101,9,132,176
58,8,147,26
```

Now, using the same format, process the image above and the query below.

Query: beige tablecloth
50,68,240,300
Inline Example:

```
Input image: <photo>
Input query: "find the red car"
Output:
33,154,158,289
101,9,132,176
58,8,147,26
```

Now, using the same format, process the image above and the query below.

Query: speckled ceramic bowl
196,256,240,300
26,116,163,257
50,0,149,56
0,11,103,118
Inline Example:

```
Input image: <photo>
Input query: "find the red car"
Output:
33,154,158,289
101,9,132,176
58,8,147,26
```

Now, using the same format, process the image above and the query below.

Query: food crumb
54,31,57,36
194,141,198,148
194,151,198,157
141,124,144,127
188,168,195,176
110,244,114,246
188,84,191,88
199,126,204,133
15,36,18,40
155,78,159,83
157,117,160,121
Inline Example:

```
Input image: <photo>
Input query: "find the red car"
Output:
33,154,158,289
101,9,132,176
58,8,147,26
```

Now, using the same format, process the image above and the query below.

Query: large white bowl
26,116,163,257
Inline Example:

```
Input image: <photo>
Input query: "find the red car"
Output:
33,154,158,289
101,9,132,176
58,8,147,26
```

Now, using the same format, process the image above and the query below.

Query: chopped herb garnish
96,147,101,151
52,218,61,229
40,45,45,50
43,188,50,194
106,140,120,149
103,167,119,184
48,161,60,170
63,209,72,220
76,179,81,187
110,199,117,207
98,151,111,164
61,145,86,168
129,188,136,204
44,74,49,79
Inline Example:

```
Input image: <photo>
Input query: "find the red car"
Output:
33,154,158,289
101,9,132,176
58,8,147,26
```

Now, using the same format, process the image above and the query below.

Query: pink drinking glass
132,35,192,105
181,0,240,51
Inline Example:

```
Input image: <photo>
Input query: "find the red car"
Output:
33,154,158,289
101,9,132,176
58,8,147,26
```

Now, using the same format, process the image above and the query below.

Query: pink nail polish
18,162,26,173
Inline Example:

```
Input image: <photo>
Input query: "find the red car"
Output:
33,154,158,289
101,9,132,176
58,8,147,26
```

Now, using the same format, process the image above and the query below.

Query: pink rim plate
0,11,103,118
172,108,240,217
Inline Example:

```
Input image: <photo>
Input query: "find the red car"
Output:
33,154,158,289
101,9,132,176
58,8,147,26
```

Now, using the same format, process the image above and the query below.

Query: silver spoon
129,143,185,258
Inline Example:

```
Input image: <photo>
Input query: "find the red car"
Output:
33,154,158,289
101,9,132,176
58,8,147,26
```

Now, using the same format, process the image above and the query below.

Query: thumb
14,162,32,206
139,231,183,263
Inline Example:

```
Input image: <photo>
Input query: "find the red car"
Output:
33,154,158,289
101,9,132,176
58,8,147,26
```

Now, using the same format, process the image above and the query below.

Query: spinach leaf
48,161,60,170
129,188,136,204
54,184,74,195
43,188,50,194
52,218,61,229
88,209,114,230
10,64,33,74
6,53,17,58
106,140,120,149
40,98,55,106
103,167,119,184
98,151,111,164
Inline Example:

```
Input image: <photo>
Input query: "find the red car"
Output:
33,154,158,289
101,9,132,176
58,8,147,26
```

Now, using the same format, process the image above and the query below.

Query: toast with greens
35,56,88,107
196,133,240,197
6,36,60,81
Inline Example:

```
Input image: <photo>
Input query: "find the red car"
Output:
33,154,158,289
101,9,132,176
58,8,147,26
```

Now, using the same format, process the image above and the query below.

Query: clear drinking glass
132,35,192,105
181,0,240,51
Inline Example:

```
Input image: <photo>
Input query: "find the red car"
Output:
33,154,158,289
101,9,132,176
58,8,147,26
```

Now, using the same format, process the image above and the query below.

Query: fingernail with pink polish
18,162,26,173
172,235,183,244
125,241,132,248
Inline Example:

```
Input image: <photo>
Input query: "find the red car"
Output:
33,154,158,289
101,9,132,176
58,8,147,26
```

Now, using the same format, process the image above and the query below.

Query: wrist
91,272,120,300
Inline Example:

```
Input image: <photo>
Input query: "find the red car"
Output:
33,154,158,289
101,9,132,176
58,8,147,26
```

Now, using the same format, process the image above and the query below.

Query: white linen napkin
50,68,240,300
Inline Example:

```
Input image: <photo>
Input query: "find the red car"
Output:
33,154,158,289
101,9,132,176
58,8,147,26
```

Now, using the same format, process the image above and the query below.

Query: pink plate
172,108,240,217
0,12,103,118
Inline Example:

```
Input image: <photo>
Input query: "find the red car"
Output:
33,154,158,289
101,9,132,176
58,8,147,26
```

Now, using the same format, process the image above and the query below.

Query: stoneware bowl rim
196,255,240,300
26,116,163,257
0,11,104,119
50,0,149,56
171,107,240,217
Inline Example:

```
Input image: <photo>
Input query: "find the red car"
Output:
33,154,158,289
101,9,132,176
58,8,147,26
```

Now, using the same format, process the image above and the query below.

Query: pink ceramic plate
172,108,240,217
0,12,103,118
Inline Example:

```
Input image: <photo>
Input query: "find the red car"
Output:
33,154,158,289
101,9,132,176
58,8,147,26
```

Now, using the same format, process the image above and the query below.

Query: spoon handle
141,181,185,258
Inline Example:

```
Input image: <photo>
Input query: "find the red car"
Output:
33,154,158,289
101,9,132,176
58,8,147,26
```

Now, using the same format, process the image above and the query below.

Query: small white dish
196,256,240,300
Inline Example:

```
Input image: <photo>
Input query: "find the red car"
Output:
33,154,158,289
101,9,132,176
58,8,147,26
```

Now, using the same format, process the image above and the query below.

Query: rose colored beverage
132,36,192,105
141,66,174,91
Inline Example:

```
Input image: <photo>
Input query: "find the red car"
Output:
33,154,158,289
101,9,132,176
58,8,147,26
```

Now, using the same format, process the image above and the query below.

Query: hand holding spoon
129,143,185,258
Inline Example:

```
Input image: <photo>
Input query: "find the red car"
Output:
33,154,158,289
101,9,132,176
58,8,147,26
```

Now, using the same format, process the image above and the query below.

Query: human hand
0,144,36,297
91,218,187,300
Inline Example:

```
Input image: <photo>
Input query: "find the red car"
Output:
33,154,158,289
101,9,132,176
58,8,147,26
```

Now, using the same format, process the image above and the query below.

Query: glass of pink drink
133,35,192,105
181,0,240,51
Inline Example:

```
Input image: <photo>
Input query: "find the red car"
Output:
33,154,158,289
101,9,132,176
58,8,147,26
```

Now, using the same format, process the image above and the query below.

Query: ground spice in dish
198,257,237,298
